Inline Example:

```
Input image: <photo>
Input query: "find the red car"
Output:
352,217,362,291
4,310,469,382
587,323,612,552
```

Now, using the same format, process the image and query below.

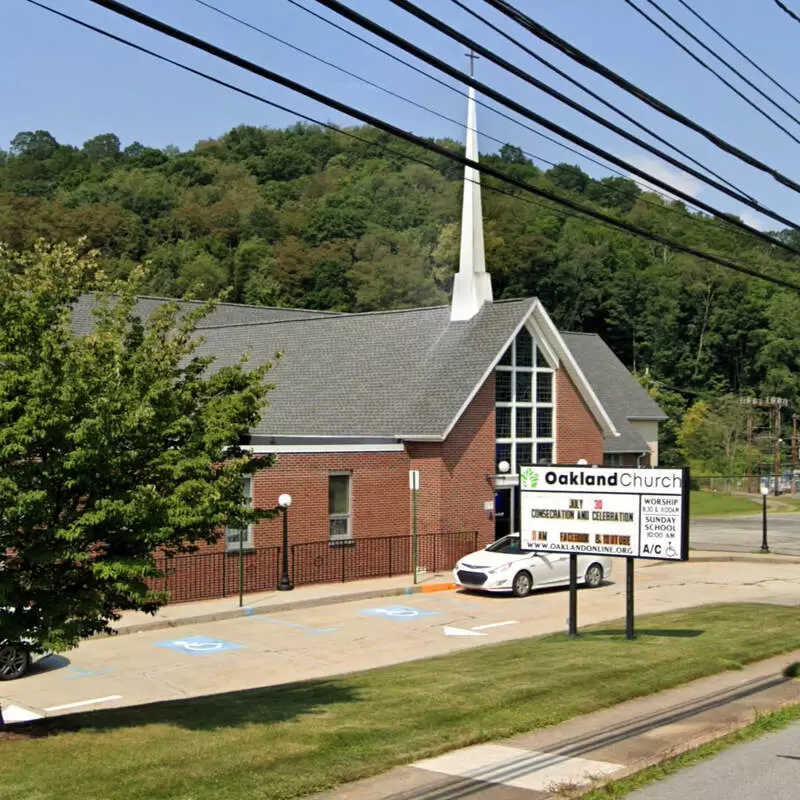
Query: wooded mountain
3,123,800,466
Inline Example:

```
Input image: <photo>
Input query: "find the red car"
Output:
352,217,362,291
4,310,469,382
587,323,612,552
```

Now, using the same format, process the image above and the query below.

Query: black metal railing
150,530,479,604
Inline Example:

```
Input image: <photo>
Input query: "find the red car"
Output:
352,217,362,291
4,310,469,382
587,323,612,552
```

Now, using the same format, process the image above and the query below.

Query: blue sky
5,0,800,230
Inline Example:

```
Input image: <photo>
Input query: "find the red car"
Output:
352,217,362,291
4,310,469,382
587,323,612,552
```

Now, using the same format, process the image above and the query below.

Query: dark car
0,639,32,681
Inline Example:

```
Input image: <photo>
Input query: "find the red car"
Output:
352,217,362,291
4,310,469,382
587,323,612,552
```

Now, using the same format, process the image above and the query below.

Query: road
625,721,800,799
691,512,800,555
2,557,798,723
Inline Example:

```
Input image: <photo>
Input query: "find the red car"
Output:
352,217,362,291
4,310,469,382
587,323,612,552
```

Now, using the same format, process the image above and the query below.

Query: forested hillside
3,123,800,467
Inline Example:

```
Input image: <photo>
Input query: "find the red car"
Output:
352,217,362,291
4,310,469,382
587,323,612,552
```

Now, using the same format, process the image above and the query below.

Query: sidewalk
310,649,800,799
112,550,800,636
113,570,456,635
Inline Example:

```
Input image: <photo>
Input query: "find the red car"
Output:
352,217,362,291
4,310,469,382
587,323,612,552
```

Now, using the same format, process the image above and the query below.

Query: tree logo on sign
521,468,538,489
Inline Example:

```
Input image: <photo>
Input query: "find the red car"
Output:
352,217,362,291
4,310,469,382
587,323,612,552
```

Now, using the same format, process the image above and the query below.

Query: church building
74,85,665,601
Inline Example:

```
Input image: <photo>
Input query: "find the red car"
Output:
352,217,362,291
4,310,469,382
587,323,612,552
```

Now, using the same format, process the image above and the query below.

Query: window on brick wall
494,327,555,472
329,473,352,542
225,476,253,552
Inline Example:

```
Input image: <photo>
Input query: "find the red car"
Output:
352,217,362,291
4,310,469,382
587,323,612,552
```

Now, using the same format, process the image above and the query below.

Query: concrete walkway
310,649,800,799
112,550,800,635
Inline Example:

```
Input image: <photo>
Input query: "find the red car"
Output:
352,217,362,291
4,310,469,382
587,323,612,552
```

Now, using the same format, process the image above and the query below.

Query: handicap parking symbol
359,605,440,621
155,634,246,656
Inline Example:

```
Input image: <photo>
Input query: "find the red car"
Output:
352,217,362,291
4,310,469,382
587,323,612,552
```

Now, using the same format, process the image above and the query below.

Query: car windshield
485,536,525,555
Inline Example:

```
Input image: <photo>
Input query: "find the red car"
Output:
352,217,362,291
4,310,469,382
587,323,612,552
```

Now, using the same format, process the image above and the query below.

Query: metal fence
151,530,479,604
695,472,800,495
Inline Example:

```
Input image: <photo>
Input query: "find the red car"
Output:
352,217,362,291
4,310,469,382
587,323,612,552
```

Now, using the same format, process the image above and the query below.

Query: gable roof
195,298,541,440
71,294,642,444
560,332,667,454
70,294,339,337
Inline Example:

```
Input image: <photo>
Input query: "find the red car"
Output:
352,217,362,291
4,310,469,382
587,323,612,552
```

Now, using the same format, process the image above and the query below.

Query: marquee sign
519,465,689,561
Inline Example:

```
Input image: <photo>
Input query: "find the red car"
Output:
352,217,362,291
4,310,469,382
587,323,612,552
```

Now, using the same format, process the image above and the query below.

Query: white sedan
454,535,612,597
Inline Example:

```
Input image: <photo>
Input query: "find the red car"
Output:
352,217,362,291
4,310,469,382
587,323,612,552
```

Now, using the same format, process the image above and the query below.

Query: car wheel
0,642,31,681
512,570,533,598
584,563,604,588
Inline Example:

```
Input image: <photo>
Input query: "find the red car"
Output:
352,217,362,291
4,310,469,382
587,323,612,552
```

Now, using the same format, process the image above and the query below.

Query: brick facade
555,368,604,465
407,375,496,551
158,358,607,603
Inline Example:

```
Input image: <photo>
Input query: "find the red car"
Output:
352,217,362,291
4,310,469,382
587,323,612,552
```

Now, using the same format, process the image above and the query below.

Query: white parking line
472,621,518,631
44,695,122,712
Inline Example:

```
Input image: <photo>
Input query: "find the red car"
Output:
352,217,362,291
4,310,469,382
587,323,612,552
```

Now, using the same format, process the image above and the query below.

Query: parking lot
3,557,799,723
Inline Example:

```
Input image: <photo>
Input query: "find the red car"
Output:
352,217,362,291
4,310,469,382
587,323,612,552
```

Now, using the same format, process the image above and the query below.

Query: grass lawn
690,490,800,517
1,604,799,800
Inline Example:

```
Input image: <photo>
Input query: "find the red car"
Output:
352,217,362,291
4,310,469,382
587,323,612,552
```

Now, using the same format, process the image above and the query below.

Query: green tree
677,395,749,475
82,133,121,161
0,242,275,718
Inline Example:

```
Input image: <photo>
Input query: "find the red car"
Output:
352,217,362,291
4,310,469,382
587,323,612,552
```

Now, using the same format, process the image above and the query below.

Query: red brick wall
556,367,604,465
440,376,495,546
248,451,412,545
407,374,495,550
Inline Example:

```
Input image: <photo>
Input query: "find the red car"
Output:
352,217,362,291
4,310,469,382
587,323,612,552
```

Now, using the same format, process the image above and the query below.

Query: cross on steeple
465,49,480,77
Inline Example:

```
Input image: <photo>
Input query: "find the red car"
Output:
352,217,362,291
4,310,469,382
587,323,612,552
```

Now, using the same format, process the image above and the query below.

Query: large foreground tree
0,242,274,721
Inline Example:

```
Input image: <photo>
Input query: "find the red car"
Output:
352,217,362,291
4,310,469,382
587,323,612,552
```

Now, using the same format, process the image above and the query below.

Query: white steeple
450,55,493,322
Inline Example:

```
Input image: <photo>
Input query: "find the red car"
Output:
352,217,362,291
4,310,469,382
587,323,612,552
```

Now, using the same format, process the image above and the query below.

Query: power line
290,0,797,238
480,0,800,196
191,0,741,231
774,0,800,25
624,0,800,144
284,0,732,215
446,0,745,199
313,0,800,239
676,0,800,109
283,0,674,205
36,0,800,291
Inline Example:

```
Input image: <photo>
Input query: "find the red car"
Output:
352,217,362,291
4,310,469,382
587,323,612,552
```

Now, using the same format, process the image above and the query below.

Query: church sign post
519,465,689,639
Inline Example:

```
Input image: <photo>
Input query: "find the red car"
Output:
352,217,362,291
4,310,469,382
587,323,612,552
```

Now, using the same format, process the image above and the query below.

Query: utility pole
746,408,753,493
793,414,798,495
774,404,781,496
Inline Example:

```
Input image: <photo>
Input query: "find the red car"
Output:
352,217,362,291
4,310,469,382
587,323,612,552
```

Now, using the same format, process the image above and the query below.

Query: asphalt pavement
623,721,800,800
690,513,800,555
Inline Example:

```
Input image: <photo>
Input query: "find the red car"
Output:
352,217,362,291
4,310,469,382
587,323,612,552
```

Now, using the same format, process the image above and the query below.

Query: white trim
528,300,618,439
526,316,560,370
245,443,405,454
439,299,618,441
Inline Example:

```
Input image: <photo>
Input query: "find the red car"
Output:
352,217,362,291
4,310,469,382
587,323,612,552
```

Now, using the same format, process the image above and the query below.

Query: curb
689,553,800,565
419,582,456,594
110,581,453,637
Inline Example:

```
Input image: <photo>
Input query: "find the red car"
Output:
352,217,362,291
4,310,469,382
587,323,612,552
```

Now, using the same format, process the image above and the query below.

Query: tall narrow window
494,327,555,473
329,473,352,542
225,476,253,552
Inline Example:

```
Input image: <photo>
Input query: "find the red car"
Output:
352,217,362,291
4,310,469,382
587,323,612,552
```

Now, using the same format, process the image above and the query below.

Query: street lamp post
278,493,293,591
760,485,770,553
